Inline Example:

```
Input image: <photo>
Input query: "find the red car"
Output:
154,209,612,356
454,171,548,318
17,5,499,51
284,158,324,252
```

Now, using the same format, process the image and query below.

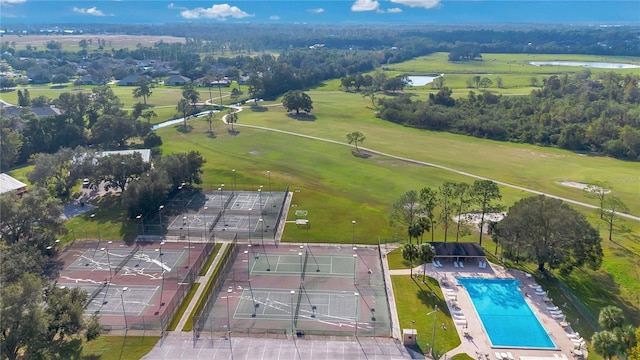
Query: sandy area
558,181,610,194
454,212,506,233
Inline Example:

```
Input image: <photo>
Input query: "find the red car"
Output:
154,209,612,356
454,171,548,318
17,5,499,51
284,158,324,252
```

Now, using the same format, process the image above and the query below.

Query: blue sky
0,0,638,24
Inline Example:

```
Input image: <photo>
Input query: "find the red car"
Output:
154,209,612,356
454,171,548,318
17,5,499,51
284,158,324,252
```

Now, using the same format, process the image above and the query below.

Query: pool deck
389,261,587,360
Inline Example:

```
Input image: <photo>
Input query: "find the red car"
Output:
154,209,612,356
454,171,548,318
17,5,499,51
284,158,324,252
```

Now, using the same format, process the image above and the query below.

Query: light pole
258,187,262,211
226,288,233,332
244,249,250,281
91,213,101,241
291,290,296,335
299,251,303,276
354,292,359,337
427,305,439,356
267,170,271,194
353,254,357,285
158,205,164,237
218,186,225,227
155,243,165,306
259,218,265,248
203,206,208,241
183,216,191,267
232,169,236,192
101,240,113,279
351,220,356,247
121,287,128,330
178,182,186,214
136,214,144,237
247,208,253,245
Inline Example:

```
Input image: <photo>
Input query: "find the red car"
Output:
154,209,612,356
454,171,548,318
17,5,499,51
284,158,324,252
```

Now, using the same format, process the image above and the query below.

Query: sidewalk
174,241,230,331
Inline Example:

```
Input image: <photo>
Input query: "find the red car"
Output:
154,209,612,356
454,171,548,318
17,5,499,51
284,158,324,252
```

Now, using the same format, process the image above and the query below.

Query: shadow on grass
249,105,268,112
287,113,316,121
352,151,372,159
176,124,193,133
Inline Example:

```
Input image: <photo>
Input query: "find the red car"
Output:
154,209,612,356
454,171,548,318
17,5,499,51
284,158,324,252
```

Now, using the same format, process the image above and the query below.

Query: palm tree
592,330,619,360
402,243,419,278
227,109,238,134
408,222,422,244
599,306,625,331
176,98,190,128
417,217,431,244
206,111,215,133
419,243,436,278
615,325,637,358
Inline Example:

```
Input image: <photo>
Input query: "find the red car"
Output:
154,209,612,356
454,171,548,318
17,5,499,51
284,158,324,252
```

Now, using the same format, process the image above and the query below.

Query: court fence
271,184,289,240
378,240,394,338
192,235,239,344
83,240,215,339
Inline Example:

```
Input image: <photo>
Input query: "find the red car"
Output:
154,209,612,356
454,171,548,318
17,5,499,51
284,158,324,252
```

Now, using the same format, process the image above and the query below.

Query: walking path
174,241,229,331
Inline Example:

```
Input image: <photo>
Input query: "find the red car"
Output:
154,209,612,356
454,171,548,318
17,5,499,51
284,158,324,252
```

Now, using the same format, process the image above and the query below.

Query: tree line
376,71,640,160
391,179,606,275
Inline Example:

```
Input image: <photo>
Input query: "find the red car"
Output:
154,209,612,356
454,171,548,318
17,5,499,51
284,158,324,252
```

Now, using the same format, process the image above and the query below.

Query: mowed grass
391,275,461,355
80,335,160,360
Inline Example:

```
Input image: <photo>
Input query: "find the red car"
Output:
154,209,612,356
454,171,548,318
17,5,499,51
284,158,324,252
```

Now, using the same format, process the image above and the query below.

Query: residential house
163,74,191,86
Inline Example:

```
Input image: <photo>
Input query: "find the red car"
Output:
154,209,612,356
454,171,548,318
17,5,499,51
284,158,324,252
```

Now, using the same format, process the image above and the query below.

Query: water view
407,74,444,86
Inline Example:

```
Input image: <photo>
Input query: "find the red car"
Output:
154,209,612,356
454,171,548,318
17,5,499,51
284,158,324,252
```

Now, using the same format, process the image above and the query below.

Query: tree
419,243,436,278
599,306,625,331
630,327,640,360
471,180,502,246
0,274,99,360
230,87,243,103
132,77,153,105
402,243,419,278
181,82,200,108
389,190,420,241
91,114,144,148
452,182,472,242
602,196,629,241
346,131,366,153
419,186,438,243
478,77,493,89
438,182,455,242
592,330,620,360
51,74,68,87
96,153,150,192
227,109,238,134
585,181,611,220
205,111,215,133
247,74,264,104
408,222,423,244
0,126,22,170
27,148,79,197
282,90,313,114
616,325,637,359
177,98,191,127
495,76,504,88
496,195,603,274
0,77,16,90
121,168,170,218
158,151,206,190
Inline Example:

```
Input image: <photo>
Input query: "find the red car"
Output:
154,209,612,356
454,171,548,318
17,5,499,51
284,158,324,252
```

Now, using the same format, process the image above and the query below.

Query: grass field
80,335,160,360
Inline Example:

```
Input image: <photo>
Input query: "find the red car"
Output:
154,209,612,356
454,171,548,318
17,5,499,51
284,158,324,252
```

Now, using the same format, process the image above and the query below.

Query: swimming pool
457,278,556,349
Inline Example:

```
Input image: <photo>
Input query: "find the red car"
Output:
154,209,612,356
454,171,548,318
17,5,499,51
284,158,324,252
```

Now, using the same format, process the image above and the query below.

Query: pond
528,61,640,69
406,74,444,86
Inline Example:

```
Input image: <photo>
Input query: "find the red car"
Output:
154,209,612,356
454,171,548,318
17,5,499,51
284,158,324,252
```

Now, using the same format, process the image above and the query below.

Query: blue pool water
457,278,556,349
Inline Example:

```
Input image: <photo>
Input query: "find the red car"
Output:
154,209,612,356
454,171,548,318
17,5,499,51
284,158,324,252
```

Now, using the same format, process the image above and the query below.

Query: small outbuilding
431,242,486,265
0,173,27,196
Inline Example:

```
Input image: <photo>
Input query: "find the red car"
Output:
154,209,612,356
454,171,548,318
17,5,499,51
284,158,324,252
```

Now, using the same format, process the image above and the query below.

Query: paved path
174,241,229,331
229,123,640,222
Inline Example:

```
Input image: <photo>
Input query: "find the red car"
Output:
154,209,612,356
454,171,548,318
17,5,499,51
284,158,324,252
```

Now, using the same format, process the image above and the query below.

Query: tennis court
197,244,390,338
82,284,159,317
66,247,184,276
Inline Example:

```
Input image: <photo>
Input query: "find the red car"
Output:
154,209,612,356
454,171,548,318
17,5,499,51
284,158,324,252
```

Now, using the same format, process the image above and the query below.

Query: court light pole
218,186,226,227
203,206,208,241
353,254,357,285
247,208,253,245
226,288,233,332
121,287,128,330
232,169,236,192
354,292,359,337
155,243,165,306
158,205,164,237
183,216,191,267
91,213,101,241
258,187,262,211
136,214,144,237
351,220,356,247
290,290,296,335
267,170,271,194
101,241,113,279
259,218,265,248
298,251,303,275
244,249,250,281
427,305,439,357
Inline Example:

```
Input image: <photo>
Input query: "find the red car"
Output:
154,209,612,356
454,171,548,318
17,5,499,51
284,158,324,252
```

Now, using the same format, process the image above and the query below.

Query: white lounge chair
549,310,563,315
506,352,515,360
437,260,443,267
454,261,459,268
567,332,580,339
547,306,560,311
551,313,565,319
495,352,503,360
459,262,464,268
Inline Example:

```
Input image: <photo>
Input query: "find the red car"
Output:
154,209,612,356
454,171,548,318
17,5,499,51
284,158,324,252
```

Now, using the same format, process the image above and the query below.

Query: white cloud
0,0,26,4
72,6,110,16
390,0,441,9
387,7,403,13
180,4,253,20
351,0,379,12
269,15,280,20
307,8,324,14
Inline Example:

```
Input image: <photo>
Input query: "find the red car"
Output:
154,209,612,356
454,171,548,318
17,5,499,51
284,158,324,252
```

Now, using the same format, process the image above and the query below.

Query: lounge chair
437,260,443,267
506,352,515,360
567,332,580,339
547,306,560,311
495,352,503,360
551,313,565,319
454,261,459,268
549,310,563,315
459,262,464,268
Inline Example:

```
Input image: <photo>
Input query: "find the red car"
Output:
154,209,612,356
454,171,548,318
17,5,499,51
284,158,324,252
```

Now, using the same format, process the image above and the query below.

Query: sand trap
453,212,506,233
558,181,610,193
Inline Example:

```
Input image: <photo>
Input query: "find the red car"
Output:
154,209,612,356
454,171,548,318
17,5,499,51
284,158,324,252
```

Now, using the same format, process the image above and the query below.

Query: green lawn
80,336,160,360
391,275,462,357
